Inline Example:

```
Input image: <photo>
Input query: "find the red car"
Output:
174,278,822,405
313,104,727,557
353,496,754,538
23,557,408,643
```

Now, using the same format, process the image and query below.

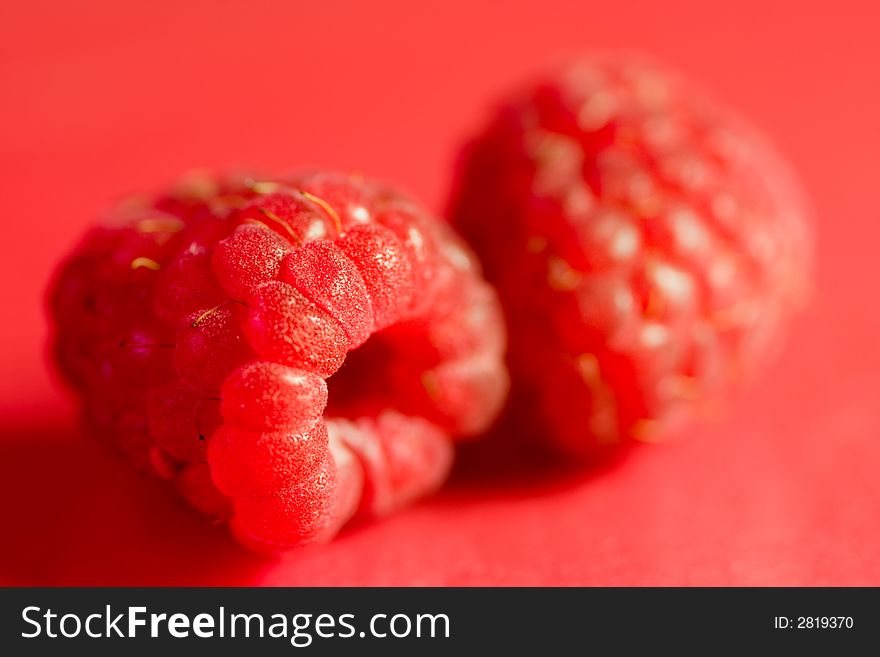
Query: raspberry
336,224,416,330
49,171,509,551
449,54,812,455
230,454,340,550
243,281,350,377
325,411,452,517
279,240,374,348
212,224,293,300
220,362,327,433
175,304,254,389
146,382,221,462
208,421,330,498
175,462,233,517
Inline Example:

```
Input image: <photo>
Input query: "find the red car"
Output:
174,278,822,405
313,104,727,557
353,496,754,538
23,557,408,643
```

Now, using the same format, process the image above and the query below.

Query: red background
1,0,878,585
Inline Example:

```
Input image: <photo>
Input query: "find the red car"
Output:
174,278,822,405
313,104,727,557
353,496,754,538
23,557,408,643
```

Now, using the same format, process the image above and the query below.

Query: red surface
1,0,878,585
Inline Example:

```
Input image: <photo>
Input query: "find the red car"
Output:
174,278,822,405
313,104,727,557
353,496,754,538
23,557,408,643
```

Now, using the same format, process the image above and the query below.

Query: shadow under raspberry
0,418,265,586
445,421,633,500
0,409,633,585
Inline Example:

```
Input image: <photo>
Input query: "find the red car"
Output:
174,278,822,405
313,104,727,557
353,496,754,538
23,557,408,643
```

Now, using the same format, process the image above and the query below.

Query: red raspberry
49,172,508,551
449,54,813,455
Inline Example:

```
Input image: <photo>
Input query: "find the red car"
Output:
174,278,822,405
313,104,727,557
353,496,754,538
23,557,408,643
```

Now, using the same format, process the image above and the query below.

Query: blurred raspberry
49,171,508,551
449,54,813,456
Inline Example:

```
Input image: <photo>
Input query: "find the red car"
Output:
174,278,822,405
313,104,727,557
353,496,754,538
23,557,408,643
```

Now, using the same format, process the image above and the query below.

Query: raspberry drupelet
49,171,509,551
449,54,813,456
